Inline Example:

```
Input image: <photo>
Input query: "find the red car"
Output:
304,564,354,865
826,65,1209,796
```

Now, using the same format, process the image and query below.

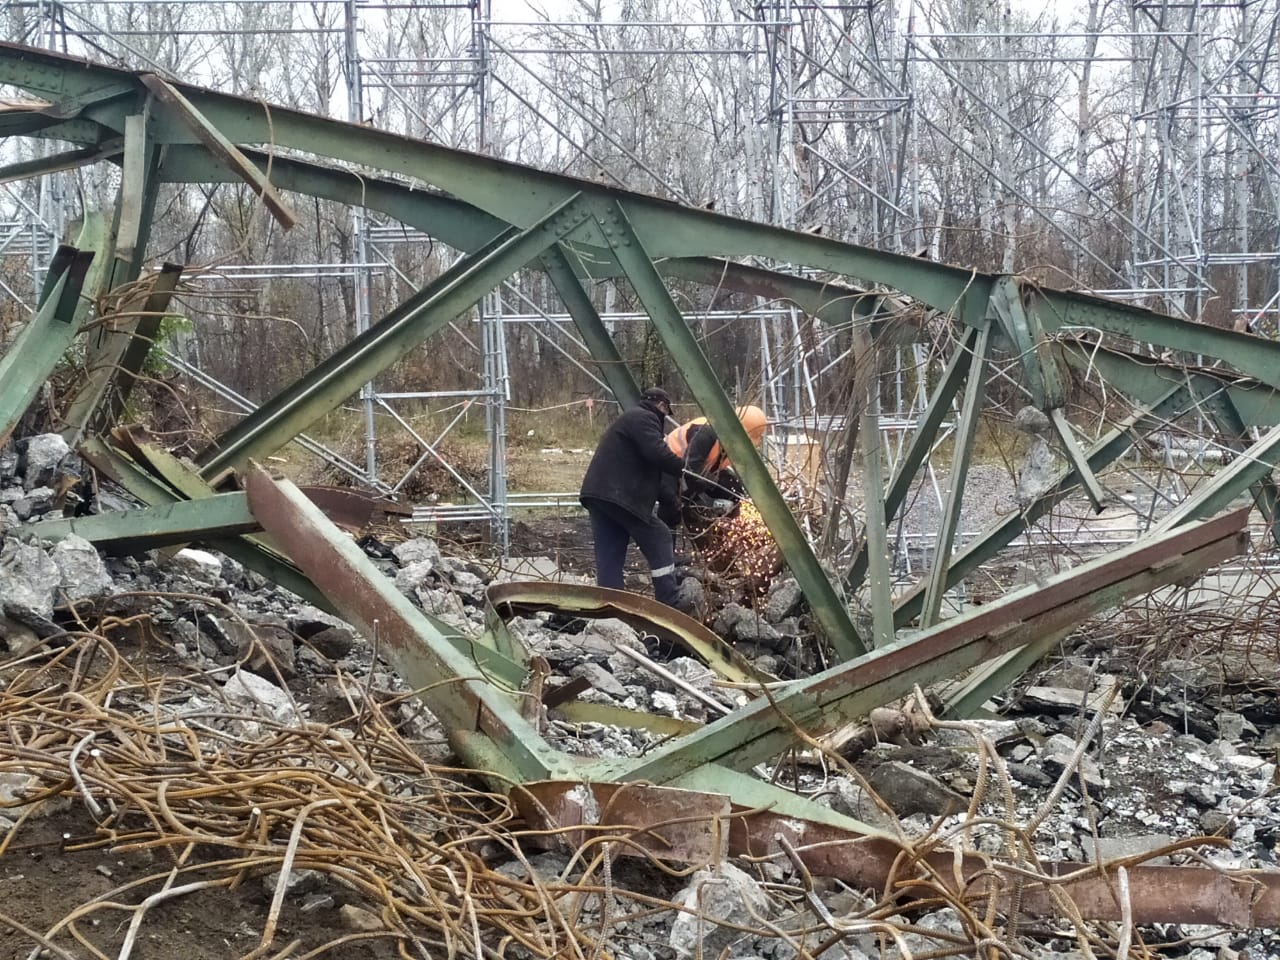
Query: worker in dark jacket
579,387,686,606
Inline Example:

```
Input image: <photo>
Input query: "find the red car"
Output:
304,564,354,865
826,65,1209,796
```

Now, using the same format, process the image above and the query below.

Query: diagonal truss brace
593,198,869,660
198,194,595,478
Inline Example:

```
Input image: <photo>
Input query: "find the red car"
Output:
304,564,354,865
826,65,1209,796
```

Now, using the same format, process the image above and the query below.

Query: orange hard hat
736,405,768,444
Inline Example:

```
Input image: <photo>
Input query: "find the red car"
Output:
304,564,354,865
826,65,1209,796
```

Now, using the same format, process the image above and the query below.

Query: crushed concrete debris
5,438,1280,956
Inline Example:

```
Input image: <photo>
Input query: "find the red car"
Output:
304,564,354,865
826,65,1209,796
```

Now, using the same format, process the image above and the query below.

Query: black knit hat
641,387,671,406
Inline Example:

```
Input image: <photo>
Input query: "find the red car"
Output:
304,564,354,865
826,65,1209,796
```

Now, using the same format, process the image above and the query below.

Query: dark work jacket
580,400,686,520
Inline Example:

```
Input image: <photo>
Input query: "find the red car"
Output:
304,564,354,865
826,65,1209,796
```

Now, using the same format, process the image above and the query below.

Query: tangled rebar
0,609,1247,960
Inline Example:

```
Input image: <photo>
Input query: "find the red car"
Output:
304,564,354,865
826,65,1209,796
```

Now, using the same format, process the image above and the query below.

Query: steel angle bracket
485,581,770,686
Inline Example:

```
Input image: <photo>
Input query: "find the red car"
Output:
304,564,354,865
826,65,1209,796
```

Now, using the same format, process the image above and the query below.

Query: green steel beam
0,245,92,443
60,111,164,443
1028,284,1280,393
941,625,1075,719
100,263,184,427
1058,340,1280,429
0,142,121,184
28,492,259,550
989,276,1063,409
591,508,1246,784
860,399,895,647
242,464,570,784
920,320,992,628
0,43,987,315
1152,422,1280,531
989,278,1106,511
1196,392,1280,547
893,382,1199,626
596,198,868,659
155,145,907,345
138,74,297,230
16,40,1280,387
846,323,980,592
198,194,594,477
540,245,641,408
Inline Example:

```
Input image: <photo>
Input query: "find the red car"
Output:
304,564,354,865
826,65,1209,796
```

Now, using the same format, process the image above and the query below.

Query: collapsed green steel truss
2,41,1278,740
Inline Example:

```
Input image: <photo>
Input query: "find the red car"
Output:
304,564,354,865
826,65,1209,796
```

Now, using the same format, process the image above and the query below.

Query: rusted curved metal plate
485,581,771,686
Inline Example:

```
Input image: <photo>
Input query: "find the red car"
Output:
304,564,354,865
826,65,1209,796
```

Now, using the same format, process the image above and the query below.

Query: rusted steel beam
521,775,1280,927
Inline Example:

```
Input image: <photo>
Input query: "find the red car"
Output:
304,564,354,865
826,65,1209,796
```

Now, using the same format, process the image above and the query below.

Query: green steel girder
0,42,986,316
11,40,1280,392
59,112,165,443
102,263,184,428
153,145,903,343
893,382,1201,626
1153,422,1280,531
0,244,93,443
988,276,1065,410
595,198,869,660
920,320,992,628
242,464,569,783
1058,340,1280,429
539,245,642,409
590,508,1247,784
0,142,121,184
1028,285,1280,393
137,74,297,229
845,323,981,592
198,194,596,477
28,491,259,550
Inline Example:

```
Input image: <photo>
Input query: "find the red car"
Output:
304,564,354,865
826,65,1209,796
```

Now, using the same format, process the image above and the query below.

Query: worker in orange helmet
657,405,768,539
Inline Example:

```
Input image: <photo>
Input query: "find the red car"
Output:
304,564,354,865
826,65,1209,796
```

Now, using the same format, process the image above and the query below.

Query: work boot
653,573,680,607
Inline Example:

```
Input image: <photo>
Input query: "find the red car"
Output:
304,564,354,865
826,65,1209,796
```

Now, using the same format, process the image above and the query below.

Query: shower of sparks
697,500,782,588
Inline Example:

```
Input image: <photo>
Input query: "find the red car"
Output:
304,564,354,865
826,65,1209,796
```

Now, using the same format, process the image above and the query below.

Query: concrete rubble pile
3,433,1280,958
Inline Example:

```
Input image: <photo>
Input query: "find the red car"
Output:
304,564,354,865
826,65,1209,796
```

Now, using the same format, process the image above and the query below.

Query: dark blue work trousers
582,497,679,606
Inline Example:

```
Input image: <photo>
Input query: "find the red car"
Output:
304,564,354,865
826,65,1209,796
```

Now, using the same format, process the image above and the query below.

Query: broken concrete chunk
868,761,967,817
674,577,706,618
21,433,69,491
223,668,299,725
669,861,770,959
765,578,803,622
1021,682,1123,714
0,539,58,622
1040,733,1107,794
0,616,42,657
261,867,325,897
1086,834,1175,865
165,548,223,585
1216,711,1255,741
392,536,442,568
51,534,112,601
1013,404,1052,436
13,487,53,521
583,618,641,651
338,904,382,932
570,661,629,700
394,559,436,595
227,619,297,679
